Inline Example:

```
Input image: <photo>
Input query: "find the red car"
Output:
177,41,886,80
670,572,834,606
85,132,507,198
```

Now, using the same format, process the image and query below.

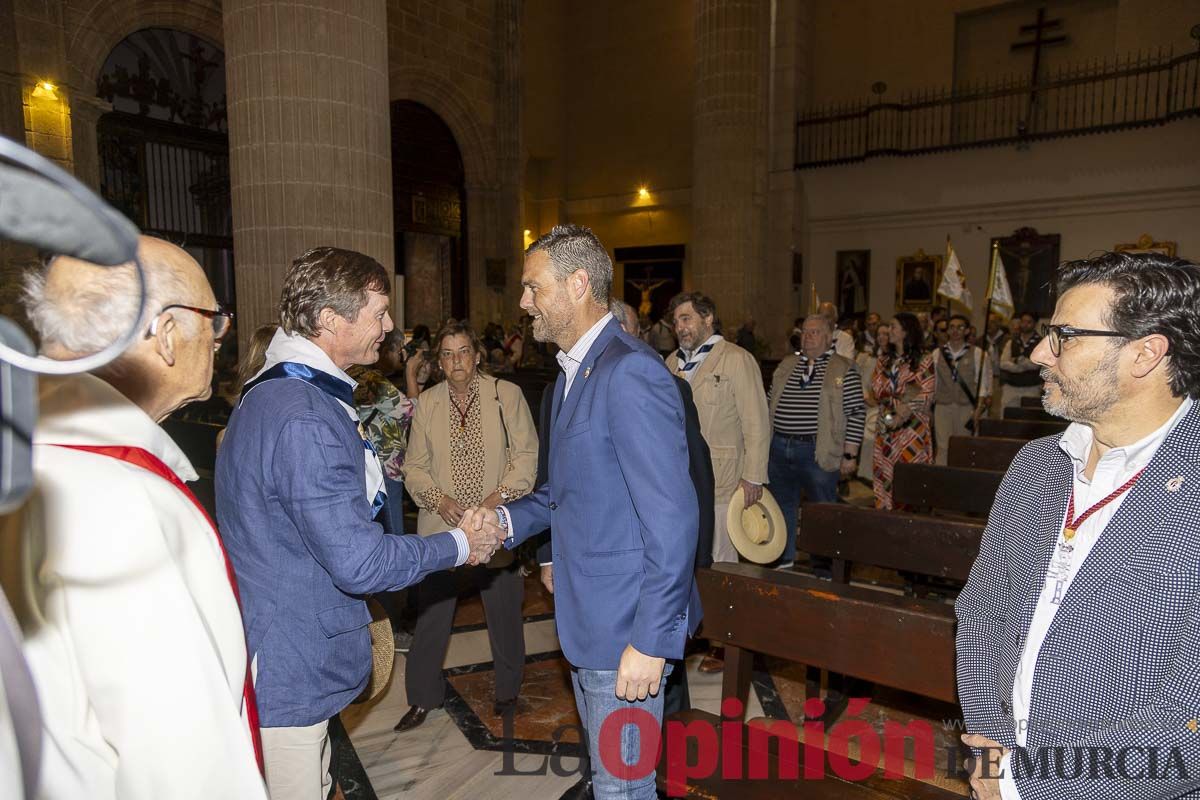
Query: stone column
691,0,772,330
223,0,394,353
69,93,112,192
467,0,522,330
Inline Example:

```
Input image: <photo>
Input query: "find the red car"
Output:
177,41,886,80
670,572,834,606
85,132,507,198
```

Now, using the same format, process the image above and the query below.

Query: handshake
460,506,506,566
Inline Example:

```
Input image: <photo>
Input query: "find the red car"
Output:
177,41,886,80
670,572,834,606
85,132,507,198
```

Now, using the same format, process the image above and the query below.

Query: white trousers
262,719,332,800
712,501,736,563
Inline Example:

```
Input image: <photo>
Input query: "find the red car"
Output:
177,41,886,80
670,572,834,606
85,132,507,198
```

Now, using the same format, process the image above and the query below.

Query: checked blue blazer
955,399,1200,800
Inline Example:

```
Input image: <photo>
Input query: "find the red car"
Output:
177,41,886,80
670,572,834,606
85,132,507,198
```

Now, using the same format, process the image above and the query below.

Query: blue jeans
767,433,839,563
571,663,673,799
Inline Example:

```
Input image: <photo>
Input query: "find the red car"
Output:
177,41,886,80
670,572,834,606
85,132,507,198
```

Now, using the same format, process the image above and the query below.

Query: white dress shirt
556,313,613,399
1000,396,1193,798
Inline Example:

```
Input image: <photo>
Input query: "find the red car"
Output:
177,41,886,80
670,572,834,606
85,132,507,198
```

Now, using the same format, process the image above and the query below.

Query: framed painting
895,249,943,312
1115,233,1177,258
835,250,870,320
991,227,1061,318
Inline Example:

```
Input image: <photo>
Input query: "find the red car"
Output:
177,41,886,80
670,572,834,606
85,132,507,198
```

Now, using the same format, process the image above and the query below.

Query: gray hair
24,254,191,354
608,298,637,331
525,224,611,306
804,314,835,335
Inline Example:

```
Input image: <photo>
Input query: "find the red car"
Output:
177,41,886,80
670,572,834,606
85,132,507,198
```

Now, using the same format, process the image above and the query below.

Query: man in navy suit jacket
217,247,504,800
466,226,700,799
956,251,1200,800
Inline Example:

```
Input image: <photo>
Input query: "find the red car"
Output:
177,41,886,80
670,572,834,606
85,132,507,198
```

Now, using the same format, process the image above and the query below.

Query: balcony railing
795,49,1200,169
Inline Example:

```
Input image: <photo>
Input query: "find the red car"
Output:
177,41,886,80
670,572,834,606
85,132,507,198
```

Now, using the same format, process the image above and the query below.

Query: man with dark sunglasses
957,250,1200,800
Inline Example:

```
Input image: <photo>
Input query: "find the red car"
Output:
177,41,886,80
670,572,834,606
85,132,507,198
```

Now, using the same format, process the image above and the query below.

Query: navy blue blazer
216,378,460,728
956,400,1200,799
506,317,702,669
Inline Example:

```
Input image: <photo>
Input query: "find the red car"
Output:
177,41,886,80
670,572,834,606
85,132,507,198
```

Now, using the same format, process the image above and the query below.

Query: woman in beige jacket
395,320,538,731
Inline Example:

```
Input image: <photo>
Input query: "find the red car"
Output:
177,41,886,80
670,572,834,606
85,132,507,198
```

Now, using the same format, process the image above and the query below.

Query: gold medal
1063,527,1077,541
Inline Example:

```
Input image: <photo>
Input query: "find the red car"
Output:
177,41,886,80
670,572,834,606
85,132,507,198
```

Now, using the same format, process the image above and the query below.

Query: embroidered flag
937,236,974,311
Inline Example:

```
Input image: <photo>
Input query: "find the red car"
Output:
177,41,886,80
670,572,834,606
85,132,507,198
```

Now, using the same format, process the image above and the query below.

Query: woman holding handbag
395,320,538,732
871,313,935,509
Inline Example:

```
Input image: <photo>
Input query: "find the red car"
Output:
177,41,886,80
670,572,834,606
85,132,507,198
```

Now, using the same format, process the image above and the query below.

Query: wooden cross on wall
1010,7,1068,88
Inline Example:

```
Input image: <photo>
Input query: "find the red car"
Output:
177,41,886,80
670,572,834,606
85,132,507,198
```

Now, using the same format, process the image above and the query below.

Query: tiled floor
340,569,966,799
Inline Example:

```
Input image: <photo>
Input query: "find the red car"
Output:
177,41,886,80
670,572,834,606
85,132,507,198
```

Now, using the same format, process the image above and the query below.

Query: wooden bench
946,435,1025,471
891,463,1003,517
659,564,963,798
978,417,1067,440
1020,395,1043,408
800,503,984,585
1003,406,1060,423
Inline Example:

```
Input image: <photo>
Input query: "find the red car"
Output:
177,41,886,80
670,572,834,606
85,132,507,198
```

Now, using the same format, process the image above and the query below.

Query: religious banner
990,227,1061,318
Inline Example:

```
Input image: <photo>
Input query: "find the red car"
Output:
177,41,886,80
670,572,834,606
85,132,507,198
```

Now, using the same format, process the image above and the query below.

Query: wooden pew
1020,395,1042,408
660,564,963,799
978,417,1067,440
946,435,1025,471
1003,406,1060,423
891,463,1003,517
800,503,984,585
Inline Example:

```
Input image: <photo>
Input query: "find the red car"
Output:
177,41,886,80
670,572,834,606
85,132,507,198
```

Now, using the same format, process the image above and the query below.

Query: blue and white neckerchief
241,331,386,517
676,334,722,381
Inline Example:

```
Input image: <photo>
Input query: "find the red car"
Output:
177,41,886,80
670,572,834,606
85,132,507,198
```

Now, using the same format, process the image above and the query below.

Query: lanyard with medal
1047,467,1146,603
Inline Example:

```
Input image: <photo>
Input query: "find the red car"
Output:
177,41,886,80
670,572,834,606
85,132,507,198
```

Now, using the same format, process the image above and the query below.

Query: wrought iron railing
795,49,1200,169
97,111,231,248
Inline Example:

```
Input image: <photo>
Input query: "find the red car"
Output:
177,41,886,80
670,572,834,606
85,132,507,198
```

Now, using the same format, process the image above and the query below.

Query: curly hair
1056,251,1200,399
666,291,721,332
279,247,390,338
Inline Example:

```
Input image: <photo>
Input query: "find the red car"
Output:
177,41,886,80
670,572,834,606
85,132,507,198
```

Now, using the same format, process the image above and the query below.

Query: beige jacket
669,338,771,500
403,374,538,537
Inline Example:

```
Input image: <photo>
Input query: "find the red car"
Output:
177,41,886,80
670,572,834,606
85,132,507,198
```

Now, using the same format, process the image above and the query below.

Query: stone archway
389,65,521,330
64,0,223,190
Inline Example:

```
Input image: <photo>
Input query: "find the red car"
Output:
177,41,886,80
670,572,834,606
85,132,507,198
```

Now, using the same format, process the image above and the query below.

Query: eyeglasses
148,304,234,340
1045,324,1126,357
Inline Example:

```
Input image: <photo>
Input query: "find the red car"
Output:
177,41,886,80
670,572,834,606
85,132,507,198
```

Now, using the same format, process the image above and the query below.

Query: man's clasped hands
460,506,507,566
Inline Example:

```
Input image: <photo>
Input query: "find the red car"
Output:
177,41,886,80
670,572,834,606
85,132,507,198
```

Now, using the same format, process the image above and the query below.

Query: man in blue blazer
956,251,1200,800
216,247,503,800
466,225,700,800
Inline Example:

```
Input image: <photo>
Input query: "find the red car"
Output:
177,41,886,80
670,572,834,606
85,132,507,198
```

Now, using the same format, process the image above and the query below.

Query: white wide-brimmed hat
726,485,788,564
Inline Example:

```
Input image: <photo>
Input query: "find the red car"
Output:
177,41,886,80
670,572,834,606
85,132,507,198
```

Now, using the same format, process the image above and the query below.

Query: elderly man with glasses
0,236,267,799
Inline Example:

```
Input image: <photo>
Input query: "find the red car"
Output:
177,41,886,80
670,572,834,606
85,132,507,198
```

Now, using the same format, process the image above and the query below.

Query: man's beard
531,308,569,344
1041,347,1122,424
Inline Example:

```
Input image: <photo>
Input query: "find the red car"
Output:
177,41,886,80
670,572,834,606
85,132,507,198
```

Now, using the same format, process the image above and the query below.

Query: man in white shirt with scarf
217,247,504,800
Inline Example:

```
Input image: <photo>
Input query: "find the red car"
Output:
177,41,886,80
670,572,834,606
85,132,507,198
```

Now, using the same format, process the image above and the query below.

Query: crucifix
1011,6,1068,116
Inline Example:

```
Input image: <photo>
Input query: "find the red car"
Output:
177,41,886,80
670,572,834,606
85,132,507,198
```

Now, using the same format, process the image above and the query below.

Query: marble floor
339,564,967,799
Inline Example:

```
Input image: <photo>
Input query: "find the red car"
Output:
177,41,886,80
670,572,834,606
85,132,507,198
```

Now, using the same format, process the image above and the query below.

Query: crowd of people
2,222,1199,800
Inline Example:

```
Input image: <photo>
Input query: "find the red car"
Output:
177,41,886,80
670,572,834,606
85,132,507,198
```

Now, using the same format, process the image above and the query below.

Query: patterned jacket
955,400,1200,799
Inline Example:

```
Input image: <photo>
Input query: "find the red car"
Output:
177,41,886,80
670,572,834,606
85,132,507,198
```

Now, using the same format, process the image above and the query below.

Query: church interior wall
802,118,1200,328
805,0,1198,108
522,0,694,272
